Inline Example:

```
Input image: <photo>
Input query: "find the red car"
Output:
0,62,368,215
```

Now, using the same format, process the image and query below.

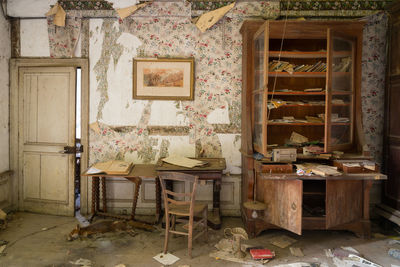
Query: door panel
261,178,303,235
19,67,76,216
326,180,363,228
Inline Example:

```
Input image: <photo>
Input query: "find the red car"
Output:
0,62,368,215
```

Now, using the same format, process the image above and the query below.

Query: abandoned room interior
1,0,400,266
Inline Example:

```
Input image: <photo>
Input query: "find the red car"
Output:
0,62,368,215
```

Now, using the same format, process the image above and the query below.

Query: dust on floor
0,212,399,267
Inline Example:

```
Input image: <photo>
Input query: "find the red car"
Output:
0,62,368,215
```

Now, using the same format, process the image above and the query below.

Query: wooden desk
156,158,226,229
82,164,159,222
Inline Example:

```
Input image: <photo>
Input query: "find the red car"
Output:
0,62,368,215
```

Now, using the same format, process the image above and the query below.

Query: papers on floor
162,156,207,168
86,160,133,175
269,235,297,248
153,252,180,265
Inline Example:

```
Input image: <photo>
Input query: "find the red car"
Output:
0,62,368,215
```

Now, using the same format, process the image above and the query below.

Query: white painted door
18,67,76,216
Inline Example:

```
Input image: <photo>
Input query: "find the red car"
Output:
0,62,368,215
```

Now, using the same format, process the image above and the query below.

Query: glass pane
253,92,263,149
254,31,265,91
330,35,354,146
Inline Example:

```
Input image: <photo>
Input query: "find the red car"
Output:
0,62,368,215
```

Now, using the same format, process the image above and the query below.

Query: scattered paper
116,2,150,19
69,258,92,266
269,235,297,248
153,252,180,265
193,3,235,33
162,156,206,168
290,247,304,257
45,3,66,27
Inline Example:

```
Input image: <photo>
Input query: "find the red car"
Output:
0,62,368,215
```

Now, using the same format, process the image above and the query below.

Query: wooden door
325,29,357,152
18,67,76,216
326,180,362,228
260,178,303,235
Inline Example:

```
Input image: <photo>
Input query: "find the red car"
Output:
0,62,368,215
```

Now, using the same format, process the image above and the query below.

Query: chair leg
171,214,176,238
188,216,193,258
164,213,170,254
204,208,208,242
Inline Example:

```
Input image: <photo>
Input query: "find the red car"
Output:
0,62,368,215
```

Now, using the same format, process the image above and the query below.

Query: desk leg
101,177,107,213
155,177,161,224
209,179,221,230
131,178,142,221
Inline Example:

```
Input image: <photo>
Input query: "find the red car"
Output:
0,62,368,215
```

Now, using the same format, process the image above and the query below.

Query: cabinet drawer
255,161,293,173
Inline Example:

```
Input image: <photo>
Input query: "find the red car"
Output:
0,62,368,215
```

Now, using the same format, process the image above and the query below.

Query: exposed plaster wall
0,13,10,172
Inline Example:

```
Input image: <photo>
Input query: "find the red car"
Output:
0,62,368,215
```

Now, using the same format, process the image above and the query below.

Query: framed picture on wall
133,58,195,100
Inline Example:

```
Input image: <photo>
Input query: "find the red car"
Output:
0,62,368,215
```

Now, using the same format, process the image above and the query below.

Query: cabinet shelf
268,72,326,78
268,91,325,95
268,51,327,58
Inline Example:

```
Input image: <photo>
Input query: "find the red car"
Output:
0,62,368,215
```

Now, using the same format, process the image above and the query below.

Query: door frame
10,58,89,214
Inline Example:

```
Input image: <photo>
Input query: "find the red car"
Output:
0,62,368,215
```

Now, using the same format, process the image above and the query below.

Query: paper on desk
116,2,150,19
193,2,235,33
45,3,66,27
162,156,206,168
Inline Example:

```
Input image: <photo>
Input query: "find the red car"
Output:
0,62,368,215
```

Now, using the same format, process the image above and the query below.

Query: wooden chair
159,171,208,258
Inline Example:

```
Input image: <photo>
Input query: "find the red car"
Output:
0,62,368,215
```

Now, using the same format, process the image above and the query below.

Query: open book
86,160,133,175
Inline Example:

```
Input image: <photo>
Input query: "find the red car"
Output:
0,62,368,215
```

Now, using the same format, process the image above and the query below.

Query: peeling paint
93,19,123,120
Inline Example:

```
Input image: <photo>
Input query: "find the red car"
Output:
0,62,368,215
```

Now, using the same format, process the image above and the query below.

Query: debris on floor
0,244,6,255
69,258,92,266
67,220,139,241
325,247,381,267
388,248,400,260
153,252,180,265
269,235,297,248
290,247,304,257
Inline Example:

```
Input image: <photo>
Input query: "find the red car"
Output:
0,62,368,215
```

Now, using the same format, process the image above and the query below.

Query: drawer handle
291,203,297,210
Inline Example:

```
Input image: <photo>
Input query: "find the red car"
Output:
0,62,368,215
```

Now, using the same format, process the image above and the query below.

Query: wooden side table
156,158,226,229
82,164,158,222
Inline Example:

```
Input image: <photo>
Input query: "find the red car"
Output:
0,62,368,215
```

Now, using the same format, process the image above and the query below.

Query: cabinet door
252,22,269,155
261,179,302,235
325,29,356,151
326,180,363,228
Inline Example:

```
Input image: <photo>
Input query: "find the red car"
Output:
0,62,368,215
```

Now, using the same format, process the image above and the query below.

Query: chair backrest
158,172,199,215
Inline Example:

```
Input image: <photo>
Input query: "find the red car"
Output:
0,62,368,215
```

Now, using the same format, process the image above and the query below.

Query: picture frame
133,58,195,100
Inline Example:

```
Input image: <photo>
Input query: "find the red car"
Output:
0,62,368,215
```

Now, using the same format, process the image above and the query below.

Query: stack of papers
162,156,206,168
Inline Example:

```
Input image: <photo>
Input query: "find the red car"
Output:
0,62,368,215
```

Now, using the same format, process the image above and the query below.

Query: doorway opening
75,67,82,214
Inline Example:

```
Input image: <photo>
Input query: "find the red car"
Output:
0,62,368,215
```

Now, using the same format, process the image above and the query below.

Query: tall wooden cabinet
240,20,385,238
384,2,400,209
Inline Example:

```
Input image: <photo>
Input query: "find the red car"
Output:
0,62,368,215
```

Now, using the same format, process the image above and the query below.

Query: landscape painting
143,68,184,87
133,58,194,100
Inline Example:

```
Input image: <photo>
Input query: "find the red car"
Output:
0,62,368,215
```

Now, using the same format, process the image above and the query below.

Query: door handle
59,146,77,154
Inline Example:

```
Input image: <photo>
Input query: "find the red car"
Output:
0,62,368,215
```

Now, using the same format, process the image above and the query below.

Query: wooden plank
261,179,302,235
326,180,363,228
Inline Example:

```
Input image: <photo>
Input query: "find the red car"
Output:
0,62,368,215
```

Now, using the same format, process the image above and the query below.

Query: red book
250,248,275,259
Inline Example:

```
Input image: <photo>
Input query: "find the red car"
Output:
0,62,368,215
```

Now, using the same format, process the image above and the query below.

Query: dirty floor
0,212,399,267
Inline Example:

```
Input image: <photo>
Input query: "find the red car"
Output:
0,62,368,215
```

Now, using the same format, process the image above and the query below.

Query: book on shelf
86,160,133,175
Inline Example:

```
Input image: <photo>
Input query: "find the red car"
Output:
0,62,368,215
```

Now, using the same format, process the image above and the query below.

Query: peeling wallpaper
89,1,279,171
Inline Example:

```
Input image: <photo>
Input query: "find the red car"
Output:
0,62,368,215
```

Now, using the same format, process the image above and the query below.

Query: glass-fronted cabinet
250,21,364,157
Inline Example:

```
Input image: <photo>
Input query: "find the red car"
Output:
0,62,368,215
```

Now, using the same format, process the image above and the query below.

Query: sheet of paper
116,2,150,19
162,156,206,168
194,2,235,33
45,3,66,27
269,235,297,248
290,131,309,144
153,253,180,265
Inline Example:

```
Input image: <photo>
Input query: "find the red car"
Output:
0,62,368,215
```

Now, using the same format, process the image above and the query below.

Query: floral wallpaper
47,15,81,58
361,11,388,164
